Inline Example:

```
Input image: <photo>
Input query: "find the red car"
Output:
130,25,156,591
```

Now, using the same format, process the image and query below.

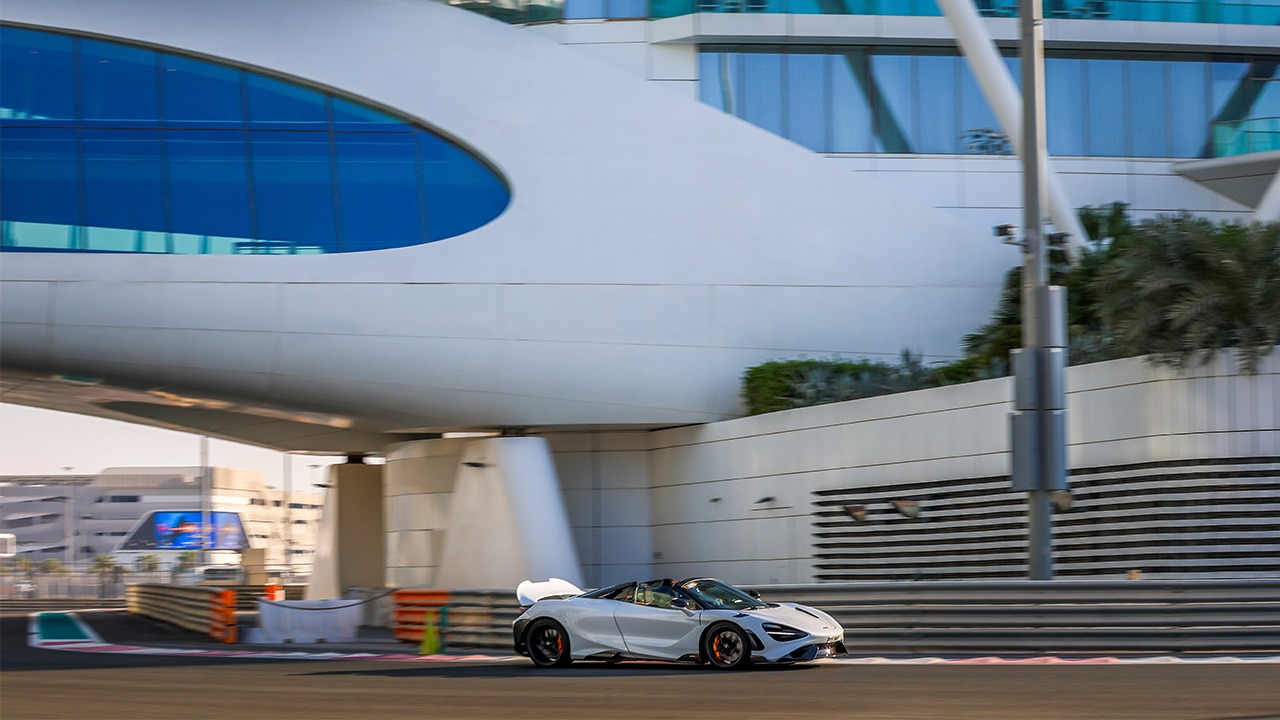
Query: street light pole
1010,0,1070,580
200,436,210,567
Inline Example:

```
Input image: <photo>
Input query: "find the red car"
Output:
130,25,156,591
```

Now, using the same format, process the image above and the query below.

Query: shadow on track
299,659,819,680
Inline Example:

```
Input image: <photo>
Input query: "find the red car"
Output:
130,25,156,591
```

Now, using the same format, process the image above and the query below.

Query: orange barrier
393,589,451,643
264,583,284,601
209,588,238,644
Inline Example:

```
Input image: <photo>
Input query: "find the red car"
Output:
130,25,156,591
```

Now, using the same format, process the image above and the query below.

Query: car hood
730,603,841,635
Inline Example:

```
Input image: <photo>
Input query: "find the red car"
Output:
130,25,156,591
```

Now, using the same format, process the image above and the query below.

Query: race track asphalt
2,611,1278,720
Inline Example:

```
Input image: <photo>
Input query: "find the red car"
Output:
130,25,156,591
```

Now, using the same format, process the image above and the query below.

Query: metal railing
1213,116,1280,157
744,580,1280,653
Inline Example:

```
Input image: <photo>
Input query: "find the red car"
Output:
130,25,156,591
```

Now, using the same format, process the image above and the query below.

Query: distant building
0,467,323,572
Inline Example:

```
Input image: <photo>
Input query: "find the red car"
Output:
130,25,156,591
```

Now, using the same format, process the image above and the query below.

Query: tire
701,623,750,670
526,619,573,668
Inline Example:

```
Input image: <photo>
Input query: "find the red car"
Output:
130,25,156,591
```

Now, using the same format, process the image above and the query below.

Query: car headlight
761,622,807,642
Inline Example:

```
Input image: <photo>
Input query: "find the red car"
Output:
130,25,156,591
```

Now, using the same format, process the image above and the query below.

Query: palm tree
135,554,161,573
8,557,34,576
37,558,68,575
1095,215,1280,372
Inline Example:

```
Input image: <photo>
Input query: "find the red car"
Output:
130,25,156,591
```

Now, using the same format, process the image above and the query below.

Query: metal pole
1021,0,1053,580
284,454,293,578
200,436,210,567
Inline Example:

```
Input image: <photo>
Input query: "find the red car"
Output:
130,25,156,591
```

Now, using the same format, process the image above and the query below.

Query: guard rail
393,579,1280,654
743,580,1280,653
126,584,238,643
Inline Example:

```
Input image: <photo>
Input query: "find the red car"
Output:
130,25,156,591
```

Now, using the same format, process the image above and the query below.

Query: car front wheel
526,619,573,668
702,623,750,670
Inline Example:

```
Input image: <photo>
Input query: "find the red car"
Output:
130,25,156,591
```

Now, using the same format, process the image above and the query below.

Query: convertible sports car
512,577,847,670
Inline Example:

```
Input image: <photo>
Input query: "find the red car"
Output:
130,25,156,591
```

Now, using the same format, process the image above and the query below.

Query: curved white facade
0,0,1007,448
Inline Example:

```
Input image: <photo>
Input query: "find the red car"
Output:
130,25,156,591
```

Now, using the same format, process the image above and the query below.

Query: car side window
636,581,682,609
606,583,637,603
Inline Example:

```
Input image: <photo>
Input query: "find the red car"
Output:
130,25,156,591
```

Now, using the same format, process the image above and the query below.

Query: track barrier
391,579,1280,654
126,584,238,643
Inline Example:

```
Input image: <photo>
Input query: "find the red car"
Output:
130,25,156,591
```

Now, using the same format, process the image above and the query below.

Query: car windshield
680,579,766,610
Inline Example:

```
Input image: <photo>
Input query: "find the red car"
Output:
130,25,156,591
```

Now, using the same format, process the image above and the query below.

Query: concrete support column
384,439,465,588
305,460,385,599
382,436,583,591
437,437,583,590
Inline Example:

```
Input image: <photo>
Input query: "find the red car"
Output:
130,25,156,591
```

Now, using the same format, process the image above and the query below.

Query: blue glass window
250,132,339,253
872,52,915,153
1169,60,1208,157
420,134,509,242
162,55,243,127
1046,57,1085,156
0,127,79,227
167,131,253,239
787,53,829,152
247,74,328,130
830,51,875,153
917,54,958,154
82,129,165,233
959,59,1005,154
741,53,784,137
0,28,76,122
700,45,1267,160
1129,60,1169,157
335,131,426,252
0,26,509,255
1084,59,1126,156
79,39,159,124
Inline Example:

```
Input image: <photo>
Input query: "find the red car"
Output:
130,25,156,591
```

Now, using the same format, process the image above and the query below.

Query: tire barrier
392,589,522,650
126,584,238,643
392,589,450,644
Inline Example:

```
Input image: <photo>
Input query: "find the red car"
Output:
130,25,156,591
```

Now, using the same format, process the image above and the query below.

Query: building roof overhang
1173,150,1280,209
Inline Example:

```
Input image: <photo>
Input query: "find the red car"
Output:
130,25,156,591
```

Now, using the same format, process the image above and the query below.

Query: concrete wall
637,350,1279,583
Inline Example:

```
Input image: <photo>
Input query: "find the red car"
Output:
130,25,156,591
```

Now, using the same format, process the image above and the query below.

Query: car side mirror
746,590,761,599
671,597,695,615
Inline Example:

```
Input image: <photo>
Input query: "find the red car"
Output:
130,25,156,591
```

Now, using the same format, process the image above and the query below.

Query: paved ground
3,611,1279,720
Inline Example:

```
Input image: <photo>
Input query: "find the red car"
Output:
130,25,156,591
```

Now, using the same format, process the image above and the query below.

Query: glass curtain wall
0,26,510,255
700,46,1280,158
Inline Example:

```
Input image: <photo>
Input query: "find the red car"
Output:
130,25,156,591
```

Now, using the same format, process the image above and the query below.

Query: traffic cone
418,609,441,655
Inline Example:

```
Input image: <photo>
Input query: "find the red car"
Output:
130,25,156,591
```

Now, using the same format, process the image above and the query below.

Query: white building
1,0,1276,591
0,467,324,573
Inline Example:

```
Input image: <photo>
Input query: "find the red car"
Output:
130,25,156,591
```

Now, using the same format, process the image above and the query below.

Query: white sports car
512,577,847,670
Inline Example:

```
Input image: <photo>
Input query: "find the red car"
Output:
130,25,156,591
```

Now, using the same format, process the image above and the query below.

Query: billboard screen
120,511,247,551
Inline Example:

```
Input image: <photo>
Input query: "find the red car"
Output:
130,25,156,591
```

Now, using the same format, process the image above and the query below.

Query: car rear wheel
527,619,573,668
702,623,750,670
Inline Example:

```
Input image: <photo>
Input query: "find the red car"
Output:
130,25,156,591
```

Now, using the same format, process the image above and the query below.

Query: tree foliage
740,205,1279,414
1096,215,1280,372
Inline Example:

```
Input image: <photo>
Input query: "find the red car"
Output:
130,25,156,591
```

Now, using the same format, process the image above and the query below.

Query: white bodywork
517,578,585,606
513,578,845,666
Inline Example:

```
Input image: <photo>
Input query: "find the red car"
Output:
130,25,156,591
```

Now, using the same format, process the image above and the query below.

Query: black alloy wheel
527,619,573,668
702,623,750,670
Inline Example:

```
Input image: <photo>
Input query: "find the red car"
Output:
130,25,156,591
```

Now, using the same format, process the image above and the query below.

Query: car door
612,582,703,660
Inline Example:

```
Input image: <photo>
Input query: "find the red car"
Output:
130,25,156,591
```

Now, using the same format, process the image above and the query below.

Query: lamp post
1009,0,1069,580
284,454,293,578
60,466,75,567
200,436,211,567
